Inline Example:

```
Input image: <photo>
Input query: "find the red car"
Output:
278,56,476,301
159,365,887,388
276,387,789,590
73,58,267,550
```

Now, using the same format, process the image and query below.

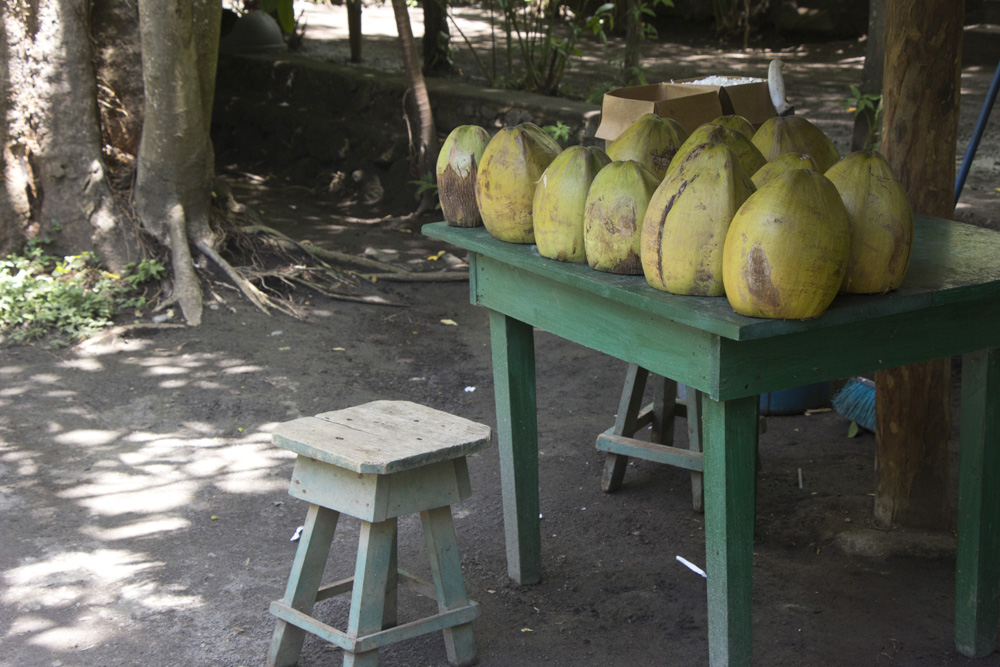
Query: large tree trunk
874,0,963,530
135,0,221,326
422,0,451,75
0,0,138,268
623,0,641,85
851,0,886,152
391,0,438,213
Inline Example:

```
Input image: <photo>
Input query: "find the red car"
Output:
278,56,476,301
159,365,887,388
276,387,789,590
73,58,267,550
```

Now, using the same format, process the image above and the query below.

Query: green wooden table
423,216,1000,665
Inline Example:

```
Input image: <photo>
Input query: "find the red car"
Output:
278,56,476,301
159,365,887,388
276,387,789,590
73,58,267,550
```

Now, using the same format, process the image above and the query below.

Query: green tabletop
423,216,1000,665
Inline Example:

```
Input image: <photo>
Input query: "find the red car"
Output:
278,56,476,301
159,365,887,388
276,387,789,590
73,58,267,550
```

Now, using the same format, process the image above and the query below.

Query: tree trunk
391,0,438,213
135,0,222,326
851,0,887,152
422,0,451,75
623,0,641,85
347,0,362,62
874,0,963,530
0,0,138,268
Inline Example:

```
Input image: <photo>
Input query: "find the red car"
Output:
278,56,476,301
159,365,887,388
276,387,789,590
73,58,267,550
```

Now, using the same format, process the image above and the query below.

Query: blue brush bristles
832,377,876,432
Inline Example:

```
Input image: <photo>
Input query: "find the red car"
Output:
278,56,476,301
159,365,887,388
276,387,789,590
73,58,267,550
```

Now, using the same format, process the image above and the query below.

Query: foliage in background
542,120,572,144
448,0,615,95
844,85,883,152
713,0,769,47
0,241,164,348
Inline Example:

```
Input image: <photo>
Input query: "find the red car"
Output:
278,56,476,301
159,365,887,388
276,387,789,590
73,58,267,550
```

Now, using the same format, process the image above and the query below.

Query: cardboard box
595,78,776,142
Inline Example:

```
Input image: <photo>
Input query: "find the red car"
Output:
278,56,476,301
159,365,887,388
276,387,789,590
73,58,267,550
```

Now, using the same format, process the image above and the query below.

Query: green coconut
584,160,660,275
436,125,491,227
711,114,756,140
641,143,755,296
606,113,689,181
825,151,914,294
751,116,841,173
751,152,818,190
475,122,561,243
532,145,611,263
667,122,767,179
722,169,850,319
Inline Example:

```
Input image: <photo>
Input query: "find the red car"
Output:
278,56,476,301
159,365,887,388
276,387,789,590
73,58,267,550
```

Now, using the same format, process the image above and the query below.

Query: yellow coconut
436,125,491,227
641,143,755,296
475,122,561,243
606,113,689,180
825,151,914,294
532,145,610,263
711,114,756,140
667,122,767,178
751,152,818,189
584,160,660,275
722,169,850,319
751,116,841,172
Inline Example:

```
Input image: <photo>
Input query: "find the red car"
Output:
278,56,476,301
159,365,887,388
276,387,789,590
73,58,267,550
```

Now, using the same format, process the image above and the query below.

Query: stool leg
421,506,477,667
269,504,340,667
686,388,705,513
650,375,677,448
344,518,397,667
602,364,649,492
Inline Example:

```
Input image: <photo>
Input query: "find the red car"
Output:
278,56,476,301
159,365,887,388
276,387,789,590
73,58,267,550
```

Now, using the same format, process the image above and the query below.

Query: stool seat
273,400,491,474
267,401,491,667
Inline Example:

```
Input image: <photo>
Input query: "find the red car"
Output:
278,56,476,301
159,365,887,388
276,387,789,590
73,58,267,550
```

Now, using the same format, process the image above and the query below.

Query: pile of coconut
435,112,912,320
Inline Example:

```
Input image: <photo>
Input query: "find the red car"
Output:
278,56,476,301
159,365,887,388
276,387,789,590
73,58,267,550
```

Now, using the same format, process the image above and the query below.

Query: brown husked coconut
436,125,491,227
641,143,755,296
475,122,561,243
606,113,688,180
533,145,610,262
825,151,914,294
751,115,841,172
723,169,850,319
584,160,659,275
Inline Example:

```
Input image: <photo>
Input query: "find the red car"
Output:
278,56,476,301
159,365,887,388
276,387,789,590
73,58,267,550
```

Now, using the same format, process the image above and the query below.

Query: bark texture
874,0,963,530
850,0,886,152
0,0,137,268
135,0,222,325
391,0,437,212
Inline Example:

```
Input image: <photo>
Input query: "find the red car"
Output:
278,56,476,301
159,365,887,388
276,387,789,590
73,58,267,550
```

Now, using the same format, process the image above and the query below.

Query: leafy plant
410,171,440,209
542,121,572,145
0,241,165,348
845,85,883,152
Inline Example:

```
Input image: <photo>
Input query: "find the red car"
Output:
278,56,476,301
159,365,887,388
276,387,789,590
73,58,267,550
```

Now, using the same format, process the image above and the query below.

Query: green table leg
490,310,541,585
956,348,1000,658
702,395,758,667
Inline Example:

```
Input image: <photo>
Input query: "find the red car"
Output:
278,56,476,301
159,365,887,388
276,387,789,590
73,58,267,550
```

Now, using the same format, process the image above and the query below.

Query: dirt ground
5,5,1000,667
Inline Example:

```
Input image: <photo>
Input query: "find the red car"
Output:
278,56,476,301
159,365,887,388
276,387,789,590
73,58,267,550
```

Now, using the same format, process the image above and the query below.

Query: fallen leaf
427,250,446,261
332,347,346,351
847,421,859,438
521,628,533,633
441,318,458,326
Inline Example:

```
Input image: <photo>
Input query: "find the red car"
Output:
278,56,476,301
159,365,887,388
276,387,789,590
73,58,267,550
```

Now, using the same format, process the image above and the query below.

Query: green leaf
847,421,860,438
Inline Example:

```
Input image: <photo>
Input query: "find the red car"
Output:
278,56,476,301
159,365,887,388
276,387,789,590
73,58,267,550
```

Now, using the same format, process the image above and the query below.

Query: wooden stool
267,400,491,667
597,364,705,511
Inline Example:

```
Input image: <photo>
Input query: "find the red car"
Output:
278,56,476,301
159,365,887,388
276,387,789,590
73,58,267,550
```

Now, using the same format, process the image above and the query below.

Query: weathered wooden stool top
272,400,492,475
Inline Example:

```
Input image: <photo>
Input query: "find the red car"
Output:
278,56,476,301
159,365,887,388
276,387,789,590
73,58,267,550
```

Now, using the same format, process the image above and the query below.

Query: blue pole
956,61,1000,205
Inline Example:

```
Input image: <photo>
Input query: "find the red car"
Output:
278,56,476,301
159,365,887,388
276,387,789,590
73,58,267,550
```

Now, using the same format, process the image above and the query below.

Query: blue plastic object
678,381,831,416
955,60,1000,204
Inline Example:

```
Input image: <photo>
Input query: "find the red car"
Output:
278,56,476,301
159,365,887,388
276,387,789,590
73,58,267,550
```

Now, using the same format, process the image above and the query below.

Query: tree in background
1,0,272,326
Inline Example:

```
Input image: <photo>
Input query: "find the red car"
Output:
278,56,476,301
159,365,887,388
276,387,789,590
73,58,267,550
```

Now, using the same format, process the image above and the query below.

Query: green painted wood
601,364,649,492
687,389,705,513
345,518,396,666
426,215,1000,341
702,395,759,667
475,253,721,394
273,400,490,474
268,598,481,654
421,506,479,666
596,432,704,471
268,504,340,667
289,456,471,523
955,348,1000,657
490,311,542,585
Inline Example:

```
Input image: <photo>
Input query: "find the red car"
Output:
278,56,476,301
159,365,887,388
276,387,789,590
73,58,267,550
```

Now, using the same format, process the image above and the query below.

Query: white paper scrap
676,555,707,578
290,526,304,542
